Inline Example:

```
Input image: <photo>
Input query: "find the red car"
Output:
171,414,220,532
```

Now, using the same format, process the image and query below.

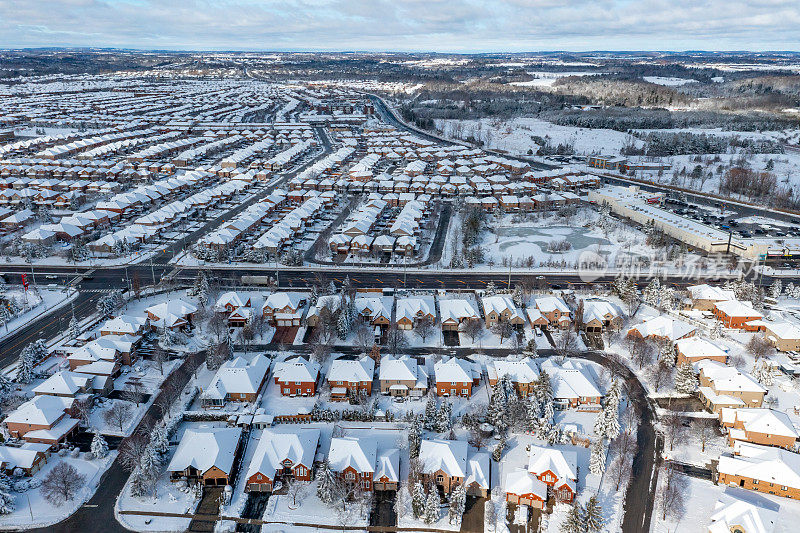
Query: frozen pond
494,225,611,253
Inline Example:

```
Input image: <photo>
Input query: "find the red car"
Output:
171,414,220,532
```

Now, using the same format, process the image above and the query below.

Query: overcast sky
2,0,799,52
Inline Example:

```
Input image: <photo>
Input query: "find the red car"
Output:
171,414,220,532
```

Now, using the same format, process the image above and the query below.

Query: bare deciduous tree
386,325,408,355
463,318,484,343
648,360,673,392
662,412,685,451
354,321,375,354
693,417,716,452
491,320,513,345
608,455,632,490
286,478,309,509
41,462,86,506
658,464,688,521
103,401,133,432
414,315,435,343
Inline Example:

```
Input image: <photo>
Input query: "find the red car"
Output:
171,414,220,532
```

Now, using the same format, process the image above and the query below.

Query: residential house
201,355,270,408
721,408,799,449
528,445,577,503
167,427,243,486
503,469,548,509
419,439,489,496
145,299,197,331
675,337,728,366
328,437,377,491
0,445,48,476
394,296,435,330
4,395,79,447
714,301,764,331
327,355,375,401
696,360,767,413
627,316,696,343
481,296,525,328
245,428,320,492
434,356,480,398
707,487,779,533
486,357,539,397
99,315,146,337
439,299,479,332
761,322,800,352
534,296,571,329
378,354,428,397
688,284,736,311
273,356,320,396
262,292,306,326
717,441,800,500
581,299,622,331
540,359,603,410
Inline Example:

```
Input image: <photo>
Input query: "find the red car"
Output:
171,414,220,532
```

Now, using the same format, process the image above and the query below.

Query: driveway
460,495,485,533
369,490,397,527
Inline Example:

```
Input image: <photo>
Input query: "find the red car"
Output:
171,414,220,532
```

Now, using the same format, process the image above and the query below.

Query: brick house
327,355,375,401
713,301,764,331
379,354,428,397
273,356,320,396
675,337,728,366
697,360,766,414
721,408,799,449
4,395,80,447
201,355,270,408
717,441,800,500
328,437,377,491
245,428,320,492
434,357,480,398
167,427,243,487
486,357,539,397
419,439,489,497
528,446,577,503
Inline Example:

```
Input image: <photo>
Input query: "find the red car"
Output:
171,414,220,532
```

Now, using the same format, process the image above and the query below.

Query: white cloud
0,0,798,51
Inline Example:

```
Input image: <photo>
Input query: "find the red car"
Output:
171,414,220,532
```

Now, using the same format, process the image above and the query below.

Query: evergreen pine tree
643,277,661,307
151,425,169,455
316,459,338,504
589,439,606,476
583,495,604,533
436,400,453,433
424,488,439,524
424,397,437,431
16,344,36,384
409,418,422,458
448,484,466,524
0,473,13,515
68,316,81,340
560,501,585,533
770,279,783,300
675,363,698,394
91,432,109,459
411,481,426,519
0,373,13,404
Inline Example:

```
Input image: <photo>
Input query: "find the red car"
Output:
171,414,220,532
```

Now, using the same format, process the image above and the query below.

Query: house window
462,389,469,395
783,486,788,491
346,472,355,480
436,475,444,483
296,466,305,476
753,480,759,485
295,381,301,385
283,388,290,394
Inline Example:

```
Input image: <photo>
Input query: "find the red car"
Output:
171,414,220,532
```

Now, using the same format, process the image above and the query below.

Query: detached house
145,299,197,331
394,296,435,330
201,354,270,408
262,292,306,327
4,395,80,447
354,296,392,330
481,296,525,328
534,296,571,329
713,301,764,331
419,439,489,497
675,337,728,366
273,356,320,396
245,428,320,492
439,299,479,331
540,359,603,410
627,316,696,343
581,299,622,331
721,408,799,450
688,284,736,311
167,427,243,487
434,356,480,398
504,468,548,509
528,445,577,503
697,360,767,413
718,441,800,500
328,437,377,491
379,354,428,397
486,357,539,397
327,355,375,401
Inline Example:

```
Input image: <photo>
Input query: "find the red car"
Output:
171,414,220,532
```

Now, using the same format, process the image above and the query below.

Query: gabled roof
395,296,434,322
379,354,427,386
375,448,400,483
714,300,763,319
487,357,539,385
719,441,800,488
167,427,242,476
5,395,72,426
435,356,476,384
419,439,467,478
439,299,479,323
722,408,799,439
696,360,766,395
273,356,320,383
32,371,91,397
629,316,696,341
328,355,375,383
263,292,304,311
688,284,736,302
202,355,270,400
675,336,728,359
465,451,490,489
481,295,517,316
503,469,547,499
528,446,577,482
709,487,779,533
328,437,377,474
246,428,320,481
535,296,570,314
215,291,249,311
540,359,602,399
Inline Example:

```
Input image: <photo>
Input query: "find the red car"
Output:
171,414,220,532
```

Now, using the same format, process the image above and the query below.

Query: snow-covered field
643,76,699,86
509,71,599,88
434,117,643,157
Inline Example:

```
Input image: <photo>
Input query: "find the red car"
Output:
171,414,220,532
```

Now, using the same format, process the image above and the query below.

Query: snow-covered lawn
0,286,77,342
263,479,370,528
0,452,116,531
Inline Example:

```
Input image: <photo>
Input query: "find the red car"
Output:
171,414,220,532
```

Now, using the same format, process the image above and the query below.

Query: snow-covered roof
263,292,304,311
481,295,518,316
714,300,763,319
328,436,377,474
167,427,242,476
762,321,800,342
582,298,621,323
675,336,728,360
708,487,779,533
696,360,766,395
628,316,696,341
215,291,249,311
375,448,400,483
465,451,490,489
419,439,467,478
5,395,73,426
721,408,799,440
328,355,375,384
202,354,270,400
434,356,476,384
32,371,91,397
503,469,547,499
540,359,602,399
273,356,320,383
718,441,800,489
528,445,577,482
379,354,427,386
688,284,736,302
395,296,434,322
246,428,320,481
439,299,479,323
534,296,570,314
487,356,539,385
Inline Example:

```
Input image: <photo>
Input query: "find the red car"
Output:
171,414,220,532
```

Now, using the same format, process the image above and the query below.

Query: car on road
45,275,58,280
